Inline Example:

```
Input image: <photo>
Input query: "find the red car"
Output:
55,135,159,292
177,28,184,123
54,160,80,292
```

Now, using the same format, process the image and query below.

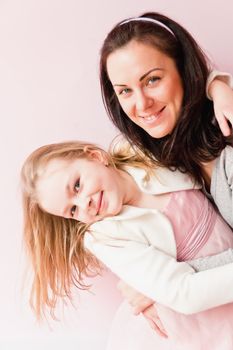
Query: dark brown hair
100,12,232,183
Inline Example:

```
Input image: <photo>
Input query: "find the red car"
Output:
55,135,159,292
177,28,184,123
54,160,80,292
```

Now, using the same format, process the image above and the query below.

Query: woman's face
36,153,127,224
107,40,184,138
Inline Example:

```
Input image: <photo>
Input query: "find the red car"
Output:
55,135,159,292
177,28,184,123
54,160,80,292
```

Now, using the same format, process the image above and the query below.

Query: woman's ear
88,150,109,165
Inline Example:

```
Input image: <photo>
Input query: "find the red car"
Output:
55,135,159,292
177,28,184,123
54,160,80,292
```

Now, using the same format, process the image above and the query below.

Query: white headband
119,17,175,38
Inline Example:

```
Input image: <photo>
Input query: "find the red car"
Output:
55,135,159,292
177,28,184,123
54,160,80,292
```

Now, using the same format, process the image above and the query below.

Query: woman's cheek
120,99,132,116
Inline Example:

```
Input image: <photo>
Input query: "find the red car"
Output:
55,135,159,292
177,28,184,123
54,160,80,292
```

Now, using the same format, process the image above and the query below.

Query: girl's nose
74,195,91,210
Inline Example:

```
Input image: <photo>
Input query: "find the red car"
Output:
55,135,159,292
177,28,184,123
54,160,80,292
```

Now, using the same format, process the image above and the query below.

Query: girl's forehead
43,158,73,177
41,156,93,179
37,159,74,202
37,159,78,187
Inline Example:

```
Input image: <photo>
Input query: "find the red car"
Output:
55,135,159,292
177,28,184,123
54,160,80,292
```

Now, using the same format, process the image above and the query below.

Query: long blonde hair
21,139,153,319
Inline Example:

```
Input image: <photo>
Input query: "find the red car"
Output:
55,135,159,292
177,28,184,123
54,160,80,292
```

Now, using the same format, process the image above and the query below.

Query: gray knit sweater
189,146,233,271
210,145,233,228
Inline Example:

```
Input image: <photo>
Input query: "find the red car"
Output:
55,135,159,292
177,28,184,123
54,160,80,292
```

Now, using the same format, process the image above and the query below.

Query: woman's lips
139,107,166,125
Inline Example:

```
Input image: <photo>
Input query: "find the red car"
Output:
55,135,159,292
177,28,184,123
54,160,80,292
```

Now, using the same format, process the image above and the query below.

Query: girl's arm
117,279,167,338
207,71,233,136
85,214,233,315
117,248,233,336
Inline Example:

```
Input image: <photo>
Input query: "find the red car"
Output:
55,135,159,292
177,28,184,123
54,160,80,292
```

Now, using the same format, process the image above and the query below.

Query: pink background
0,0,232,349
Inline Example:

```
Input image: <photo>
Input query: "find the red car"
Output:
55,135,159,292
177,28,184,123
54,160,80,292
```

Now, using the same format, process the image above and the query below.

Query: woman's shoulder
215,146,233,172
222,145,233,161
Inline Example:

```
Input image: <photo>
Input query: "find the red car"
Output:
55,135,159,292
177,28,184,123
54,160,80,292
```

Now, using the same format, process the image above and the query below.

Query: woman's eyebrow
113,68,164,86
113,83,127,87
139,68,163,81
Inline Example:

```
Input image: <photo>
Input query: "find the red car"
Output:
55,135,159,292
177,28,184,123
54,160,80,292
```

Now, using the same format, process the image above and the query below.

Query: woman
100,12,233,227
99,11,233,343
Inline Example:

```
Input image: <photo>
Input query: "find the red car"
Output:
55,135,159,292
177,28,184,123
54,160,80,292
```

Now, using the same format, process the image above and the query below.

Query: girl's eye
71,205,76,217
74,179,80,192
146,76,160,86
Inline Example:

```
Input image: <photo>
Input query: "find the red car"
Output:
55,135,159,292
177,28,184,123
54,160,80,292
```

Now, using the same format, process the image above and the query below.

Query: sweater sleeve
85,215,233,315
211,146,233,228
206,70,233,99
188,248,233,271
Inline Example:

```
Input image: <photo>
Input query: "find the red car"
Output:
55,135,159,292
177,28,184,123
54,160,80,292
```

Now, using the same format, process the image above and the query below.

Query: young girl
21,140,233,349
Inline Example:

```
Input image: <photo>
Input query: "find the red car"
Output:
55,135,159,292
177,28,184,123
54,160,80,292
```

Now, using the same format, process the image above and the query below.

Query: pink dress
106,190,233,350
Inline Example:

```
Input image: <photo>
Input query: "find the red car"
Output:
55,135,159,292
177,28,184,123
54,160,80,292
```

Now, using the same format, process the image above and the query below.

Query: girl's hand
209,79,233,136
117,280,167,338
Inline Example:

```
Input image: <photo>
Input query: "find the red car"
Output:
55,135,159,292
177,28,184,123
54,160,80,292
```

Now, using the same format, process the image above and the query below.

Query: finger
154,317,167,336
148,313,168,336
215,112,231,136
147,318,168,338
222,108,233,125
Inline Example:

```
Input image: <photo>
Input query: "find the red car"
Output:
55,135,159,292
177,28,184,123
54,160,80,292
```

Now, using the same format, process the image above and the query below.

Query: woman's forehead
107,41,174,82
108,40,163,62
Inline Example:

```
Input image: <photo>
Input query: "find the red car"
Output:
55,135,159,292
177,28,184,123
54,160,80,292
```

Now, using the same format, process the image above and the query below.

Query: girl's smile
36,153,140,224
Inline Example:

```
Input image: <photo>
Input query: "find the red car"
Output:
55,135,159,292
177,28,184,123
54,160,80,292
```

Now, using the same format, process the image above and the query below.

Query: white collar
125,166,198,194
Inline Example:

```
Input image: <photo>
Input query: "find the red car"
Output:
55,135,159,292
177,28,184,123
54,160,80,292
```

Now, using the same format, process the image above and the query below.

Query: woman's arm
207,71,233,136
211,145,233,228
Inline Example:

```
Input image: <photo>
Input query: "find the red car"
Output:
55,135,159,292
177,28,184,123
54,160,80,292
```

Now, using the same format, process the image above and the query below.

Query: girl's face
37,153,128,224
107,40,184,138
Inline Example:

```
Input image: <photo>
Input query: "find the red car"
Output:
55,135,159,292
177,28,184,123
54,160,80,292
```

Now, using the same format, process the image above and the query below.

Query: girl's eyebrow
66,172,78,194
62,177,74,217
61,185,70,218
113,68,164,86
62,205,69,218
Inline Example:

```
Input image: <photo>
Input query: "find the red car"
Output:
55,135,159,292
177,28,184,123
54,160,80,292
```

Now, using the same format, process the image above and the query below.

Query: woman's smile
107,40,183,138
138,106,166,126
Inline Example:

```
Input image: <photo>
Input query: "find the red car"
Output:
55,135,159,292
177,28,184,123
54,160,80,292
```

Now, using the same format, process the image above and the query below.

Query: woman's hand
141,304,168,338
117,280,168,338
208,79,233,136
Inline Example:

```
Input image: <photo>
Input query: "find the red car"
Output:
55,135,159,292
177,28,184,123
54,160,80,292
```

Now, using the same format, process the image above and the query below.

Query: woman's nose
135,90,153,111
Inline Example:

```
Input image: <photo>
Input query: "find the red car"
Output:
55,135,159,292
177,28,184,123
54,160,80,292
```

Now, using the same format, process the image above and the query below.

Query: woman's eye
74,180,80,192
119,88,131,96
147,76,160,86
71,205,76,217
